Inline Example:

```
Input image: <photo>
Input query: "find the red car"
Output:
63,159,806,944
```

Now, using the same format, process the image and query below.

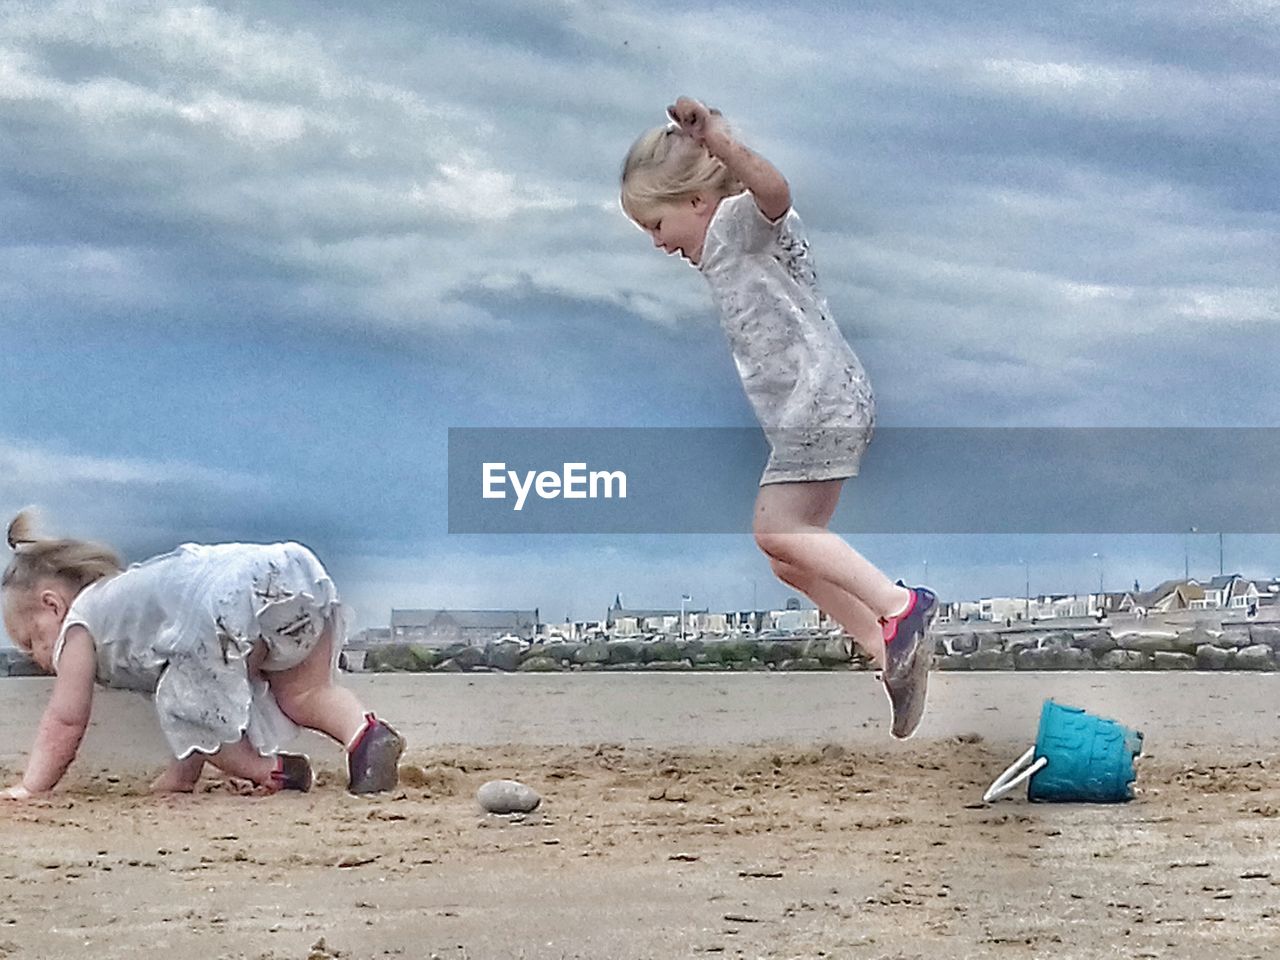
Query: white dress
53,542,346,760
698,192,875,484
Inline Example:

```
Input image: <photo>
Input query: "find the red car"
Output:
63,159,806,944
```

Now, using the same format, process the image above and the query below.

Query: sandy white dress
52,542,346,759
698,192,875,484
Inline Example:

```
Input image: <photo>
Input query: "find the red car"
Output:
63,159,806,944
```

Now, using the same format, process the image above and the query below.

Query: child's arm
668,96,791,221
1,627,96,799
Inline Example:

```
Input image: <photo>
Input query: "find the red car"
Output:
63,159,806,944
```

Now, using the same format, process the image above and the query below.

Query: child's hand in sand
667,96,723,146
1,784,33,800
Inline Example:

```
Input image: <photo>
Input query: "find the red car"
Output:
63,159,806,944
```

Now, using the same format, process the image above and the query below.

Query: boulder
1071,631,1117,655
450,645,486,670
949,632,979,655
1150,651,1196,671
705,640,760,664
1195,644,1232,671
804,636,852,665
1016,647,1094,670
679,639,705,662
1098,649,1148,670
968,650,1014,670
607,642,642,665
1117,632,1178,654
539,642,583,664
1249,625,1280,652
476,779,541,814
779,657,824,671
976,633,1004,653
1235,644,1275,671
364,643,438,672
1038,631,1076,649
573,641,611,665
937,655,970,671
1172,625,1219,655
517,656,559,673
1219,625,1253,649
485,641,523,672
758,641,806,665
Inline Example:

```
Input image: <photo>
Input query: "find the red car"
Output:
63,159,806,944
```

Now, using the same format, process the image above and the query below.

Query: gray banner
447,427,1280,534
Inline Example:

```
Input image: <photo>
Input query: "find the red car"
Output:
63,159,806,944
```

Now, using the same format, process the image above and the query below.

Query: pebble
476,779,541,814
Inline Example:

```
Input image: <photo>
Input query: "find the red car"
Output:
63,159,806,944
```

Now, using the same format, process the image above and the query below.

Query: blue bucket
984,700,1143,804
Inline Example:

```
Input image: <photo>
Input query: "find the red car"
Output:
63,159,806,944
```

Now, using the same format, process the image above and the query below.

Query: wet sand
1,673,1279,959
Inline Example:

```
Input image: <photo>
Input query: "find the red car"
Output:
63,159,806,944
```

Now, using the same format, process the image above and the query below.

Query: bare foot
150,753,207,793
149,771,199,793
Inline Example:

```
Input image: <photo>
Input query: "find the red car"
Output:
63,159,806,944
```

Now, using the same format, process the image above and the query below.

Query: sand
1,673,1279,959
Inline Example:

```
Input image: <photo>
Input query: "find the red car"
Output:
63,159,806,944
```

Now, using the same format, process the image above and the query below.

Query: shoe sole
883,597,939,740
349,730,406,795
277,753,314,792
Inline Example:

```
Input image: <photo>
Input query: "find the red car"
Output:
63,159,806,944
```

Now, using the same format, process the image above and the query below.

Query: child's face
633,193,718,266
3,583,72,673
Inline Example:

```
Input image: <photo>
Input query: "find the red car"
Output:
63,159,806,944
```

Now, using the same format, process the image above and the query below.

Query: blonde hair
619,125,742,222
2,509,122,597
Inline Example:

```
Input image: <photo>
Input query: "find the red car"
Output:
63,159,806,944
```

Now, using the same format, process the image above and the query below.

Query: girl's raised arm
2,626,96,798
668,96,791,221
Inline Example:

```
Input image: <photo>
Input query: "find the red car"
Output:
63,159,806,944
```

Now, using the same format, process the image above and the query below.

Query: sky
1,0,1278,636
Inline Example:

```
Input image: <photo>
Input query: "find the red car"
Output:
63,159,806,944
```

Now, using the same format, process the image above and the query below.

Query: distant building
390,608,539,648
769,608,821,632
1132,579,1203,613
979,597,1032,622
1196,574,1261,610
606,595,706,637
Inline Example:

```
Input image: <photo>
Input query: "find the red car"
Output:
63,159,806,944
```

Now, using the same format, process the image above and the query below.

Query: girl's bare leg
770,557,887,667
754,480,911,614
753,480,913,666
267,621,367,746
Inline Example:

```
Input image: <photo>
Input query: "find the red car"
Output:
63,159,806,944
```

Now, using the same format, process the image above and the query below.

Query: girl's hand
667,97,722,146
1,785,33,801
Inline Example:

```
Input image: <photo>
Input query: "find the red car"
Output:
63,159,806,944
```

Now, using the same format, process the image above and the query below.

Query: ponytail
2,509,123,594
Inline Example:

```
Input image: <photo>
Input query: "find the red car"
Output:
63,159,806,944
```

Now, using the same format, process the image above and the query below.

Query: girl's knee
754,527,791,563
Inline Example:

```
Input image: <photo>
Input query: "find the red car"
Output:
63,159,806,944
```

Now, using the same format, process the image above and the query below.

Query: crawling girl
1,511,403,798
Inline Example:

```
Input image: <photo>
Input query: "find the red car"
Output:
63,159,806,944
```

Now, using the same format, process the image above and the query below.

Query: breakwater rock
360,622,1280,674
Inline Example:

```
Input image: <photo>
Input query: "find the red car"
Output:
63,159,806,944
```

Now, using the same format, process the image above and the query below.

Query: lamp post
1021,559,1030,620
1184,526,1197,580
923,559,929,586
1092,552,1104,595
680,593,691,639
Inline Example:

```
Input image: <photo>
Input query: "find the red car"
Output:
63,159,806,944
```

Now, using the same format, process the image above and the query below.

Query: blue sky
2,0,1278,634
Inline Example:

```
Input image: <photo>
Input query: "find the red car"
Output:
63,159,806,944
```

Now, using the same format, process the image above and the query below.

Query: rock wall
360,622,1280,674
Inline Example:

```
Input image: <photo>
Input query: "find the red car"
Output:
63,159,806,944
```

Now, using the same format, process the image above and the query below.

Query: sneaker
347,713,405,794
271,752,314,792
881,585,939,739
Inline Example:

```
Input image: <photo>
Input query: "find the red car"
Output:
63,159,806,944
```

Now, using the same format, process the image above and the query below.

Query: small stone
477,779,542,814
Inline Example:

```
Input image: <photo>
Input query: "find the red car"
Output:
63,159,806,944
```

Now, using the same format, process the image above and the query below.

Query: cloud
0,437,263,492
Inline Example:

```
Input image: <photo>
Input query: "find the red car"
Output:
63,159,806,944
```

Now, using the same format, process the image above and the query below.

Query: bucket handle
983,747,1049,803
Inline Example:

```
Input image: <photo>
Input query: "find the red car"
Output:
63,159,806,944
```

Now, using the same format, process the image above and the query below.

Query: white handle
983,746,1049,803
